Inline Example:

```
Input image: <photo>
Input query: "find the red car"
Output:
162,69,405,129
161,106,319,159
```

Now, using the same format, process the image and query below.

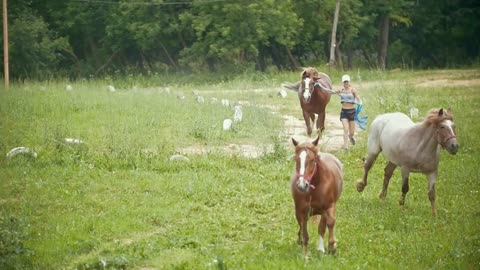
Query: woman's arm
353,88,362,104
315,82,339,94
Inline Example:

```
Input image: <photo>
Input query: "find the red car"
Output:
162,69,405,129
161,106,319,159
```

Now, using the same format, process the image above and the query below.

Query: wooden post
328,0,341,68
3,0,8,90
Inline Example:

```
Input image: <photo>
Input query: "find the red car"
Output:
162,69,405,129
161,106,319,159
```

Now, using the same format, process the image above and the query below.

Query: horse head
292,136,321,193
299,67,330,103
301,77,314,103
435,108,459,155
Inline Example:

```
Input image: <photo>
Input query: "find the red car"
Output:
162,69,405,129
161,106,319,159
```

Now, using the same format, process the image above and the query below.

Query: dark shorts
340,108,355,121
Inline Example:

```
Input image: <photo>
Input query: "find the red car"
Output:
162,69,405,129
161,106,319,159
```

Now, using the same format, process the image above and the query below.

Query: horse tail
281,82,301,92
367,115,388,155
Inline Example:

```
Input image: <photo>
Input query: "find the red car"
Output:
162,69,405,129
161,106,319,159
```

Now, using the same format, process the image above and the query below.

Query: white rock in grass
233,105,243,122
408,105,419,119
66,84,73,91
223,119,233,130
211,97,218,104
196,96,205,103
6,147,38,159
39,85,46,91
164,87,171,94
65,138,84,144
176,92,185,100
410,107,419,119
192,89,200,96
107,85,116,92
169,154,190,162
278,89,287,98
221,99,230,107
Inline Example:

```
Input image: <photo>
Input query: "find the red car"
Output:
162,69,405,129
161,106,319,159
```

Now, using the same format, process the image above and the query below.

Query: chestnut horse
356,108,459,215
291,136,343,257
283,67,332,136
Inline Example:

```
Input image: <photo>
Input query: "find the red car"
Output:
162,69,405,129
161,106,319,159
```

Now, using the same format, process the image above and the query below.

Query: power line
72,0,231,5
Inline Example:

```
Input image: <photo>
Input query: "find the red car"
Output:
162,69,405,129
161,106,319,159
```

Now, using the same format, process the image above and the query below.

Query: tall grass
0,69,479,269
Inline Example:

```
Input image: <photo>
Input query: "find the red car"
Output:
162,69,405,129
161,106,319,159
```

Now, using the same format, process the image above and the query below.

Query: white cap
342,74,350,82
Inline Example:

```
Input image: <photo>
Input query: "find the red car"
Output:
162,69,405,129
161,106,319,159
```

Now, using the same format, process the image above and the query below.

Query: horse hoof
327,243,337,255
398,198,405,205
356,180,366,192
379,192,386,199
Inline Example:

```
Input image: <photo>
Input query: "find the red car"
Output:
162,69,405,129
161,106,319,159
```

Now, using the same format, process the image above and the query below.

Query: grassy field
0,69,479,269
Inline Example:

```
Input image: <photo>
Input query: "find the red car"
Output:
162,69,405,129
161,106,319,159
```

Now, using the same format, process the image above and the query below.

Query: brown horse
356,108,459,215
291,136,343,257
283,67,332,136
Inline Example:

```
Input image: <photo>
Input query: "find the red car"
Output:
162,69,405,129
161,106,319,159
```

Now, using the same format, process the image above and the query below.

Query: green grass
0,69,479,269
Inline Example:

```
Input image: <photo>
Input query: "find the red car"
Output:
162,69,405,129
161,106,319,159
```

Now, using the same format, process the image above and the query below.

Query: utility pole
328,0,341,68
2,0,8,90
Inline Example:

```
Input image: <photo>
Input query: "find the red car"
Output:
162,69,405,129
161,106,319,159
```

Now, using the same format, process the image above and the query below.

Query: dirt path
178,103,346,158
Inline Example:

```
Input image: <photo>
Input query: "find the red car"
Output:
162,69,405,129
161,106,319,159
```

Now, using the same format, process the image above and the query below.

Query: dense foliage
1,0,480,79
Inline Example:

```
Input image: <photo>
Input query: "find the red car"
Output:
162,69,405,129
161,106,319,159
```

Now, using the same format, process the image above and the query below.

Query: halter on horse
291,136,343,257
283,67,332,136
356,108,459,216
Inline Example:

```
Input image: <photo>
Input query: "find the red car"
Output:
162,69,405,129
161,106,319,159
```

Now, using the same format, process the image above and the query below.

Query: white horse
356,108,459,215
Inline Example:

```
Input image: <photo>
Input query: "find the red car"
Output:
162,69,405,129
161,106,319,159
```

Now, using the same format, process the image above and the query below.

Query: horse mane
301,67,332,87
301,67,320,80
422,108,453,126
296,141,319,155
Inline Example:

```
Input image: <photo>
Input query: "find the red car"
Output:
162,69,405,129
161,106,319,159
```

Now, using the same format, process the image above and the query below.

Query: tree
1,10,70,79
357,0,413,69
180,0,301,72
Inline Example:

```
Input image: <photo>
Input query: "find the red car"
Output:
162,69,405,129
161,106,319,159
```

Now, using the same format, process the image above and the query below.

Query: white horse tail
281,82,301,92
367,115,389,155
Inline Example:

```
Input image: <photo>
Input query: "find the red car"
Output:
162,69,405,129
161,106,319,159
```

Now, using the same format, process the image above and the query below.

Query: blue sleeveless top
339,92,355,104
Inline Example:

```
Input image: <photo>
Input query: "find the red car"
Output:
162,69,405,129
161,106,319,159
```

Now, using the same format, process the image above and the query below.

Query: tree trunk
256,45,266,71
328,0,341,67
159,41,179,71
94,49,120,76
286,47,299,71
362,48,374,69
377,15,390,70
346,47,353,70
269,42,283,70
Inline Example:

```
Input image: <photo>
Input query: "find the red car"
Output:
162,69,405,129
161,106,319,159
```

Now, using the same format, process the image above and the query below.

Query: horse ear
438,108,444,116
292,138,299,146
301,70,307,79
312,135,320,146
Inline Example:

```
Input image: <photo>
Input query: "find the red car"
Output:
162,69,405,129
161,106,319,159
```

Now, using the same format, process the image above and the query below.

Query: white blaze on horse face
299,150,307,183
445,120,455,135
303,78,312,100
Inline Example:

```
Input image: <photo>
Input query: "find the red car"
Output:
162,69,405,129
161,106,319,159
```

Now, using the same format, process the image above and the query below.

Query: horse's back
320,152,343,199
368,112,415,155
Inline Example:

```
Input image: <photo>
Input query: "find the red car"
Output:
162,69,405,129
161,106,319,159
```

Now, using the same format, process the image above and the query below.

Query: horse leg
309,113,317,135
325,207,337,254
379,162,397,199
398,167,410,206
356,152,379,192
341,119,350,148
317,215,327,253
295,208,309,257
316,111,326,134
427,172,437,216
303,111,313,136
